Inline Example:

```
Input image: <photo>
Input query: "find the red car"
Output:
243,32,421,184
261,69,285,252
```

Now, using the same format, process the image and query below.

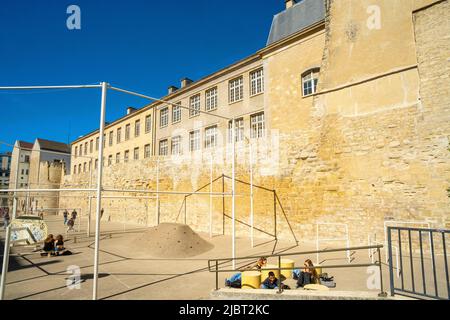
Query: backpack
320,274,336,288
62,250,73,256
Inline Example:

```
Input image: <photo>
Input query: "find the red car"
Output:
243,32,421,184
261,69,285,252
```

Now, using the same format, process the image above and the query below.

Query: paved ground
0,215,446,300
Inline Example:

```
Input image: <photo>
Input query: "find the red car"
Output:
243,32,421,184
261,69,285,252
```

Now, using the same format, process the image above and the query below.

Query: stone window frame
172,102,182,124
160,107,169,128
205,125,218,149
108,155,112,166
135,120,141,137
189,130,201,152
145,115,152,133
250,112,265,139
301,67,320,97
228,118,244,143
250,68,264,96
109,131,114,147
229,76,244,104
125,124,131,141
189,94,201,118
171,136,182,156
75,146,78,158
205,87,218,111
133,147,139,160
116,153,120,164
159,139,169,156
117,128,122,144
144,144,151,158
90,139,93,153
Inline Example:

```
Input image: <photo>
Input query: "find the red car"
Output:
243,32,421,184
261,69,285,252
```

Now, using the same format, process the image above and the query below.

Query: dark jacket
43,241,54,252
262,277,279,289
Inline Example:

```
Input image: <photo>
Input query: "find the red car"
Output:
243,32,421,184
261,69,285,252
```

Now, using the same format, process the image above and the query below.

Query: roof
267,0,326,46
17,141,33,150
35,139,71,154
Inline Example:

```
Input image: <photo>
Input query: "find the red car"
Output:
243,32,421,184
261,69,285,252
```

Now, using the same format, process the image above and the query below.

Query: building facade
62,0,450,245
0,152,12,207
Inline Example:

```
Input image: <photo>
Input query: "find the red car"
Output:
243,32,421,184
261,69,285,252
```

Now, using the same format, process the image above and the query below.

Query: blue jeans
64,217,68,225
260,284,278,289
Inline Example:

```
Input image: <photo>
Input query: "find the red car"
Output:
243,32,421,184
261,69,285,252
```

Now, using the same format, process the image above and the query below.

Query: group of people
225,257,321,290
42,234,68,256
63,209,78,232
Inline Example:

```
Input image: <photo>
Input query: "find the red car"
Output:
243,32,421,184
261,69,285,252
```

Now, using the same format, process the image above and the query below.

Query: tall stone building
61,0,450,245
9,138,70,215
0,152,12,207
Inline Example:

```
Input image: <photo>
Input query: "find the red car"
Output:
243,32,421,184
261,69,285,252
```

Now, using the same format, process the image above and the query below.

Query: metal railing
208,244,387,296
387,227,450,300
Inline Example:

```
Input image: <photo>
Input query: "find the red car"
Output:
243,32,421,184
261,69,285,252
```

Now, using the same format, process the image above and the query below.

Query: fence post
387,227,395,297
215,260,219,291
377,247,387,297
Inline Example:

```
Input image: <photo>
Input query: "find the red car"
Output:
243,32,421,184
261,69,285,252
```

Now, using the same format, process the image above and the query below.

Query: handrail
208,244,386,296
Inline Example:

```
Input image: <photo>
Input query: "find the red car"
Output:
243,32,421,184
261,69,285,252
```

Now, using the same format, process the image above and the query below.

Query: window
75,146,78,158
134,147,139,160
26,169,29,175
78,164,82,173
125,124,131,140
124,150,130,163
117,128,122,144
21,169,24,175
109,131,113,147
24,155,30,163
95,159,98,169
103,134,106,148
144,144,151,158
108,156,112,166
160,108,169,128
90,140,93,153
84,162,87,172
89,161,92,171
171,136,182,155
251,112,265,139
205,126,218,149
229,76,243,103
116,153,120,164
250,68,264,96
189,94,201,117
159,139,168,156
228,118,244,143
145,115,152,133
79,145,82,156
73,165,77,174
96,137,99,151
302,68,320,96
189,130,201,152
205,87,218,111
135,120,141,137
172,102,182,123
84,142,88,154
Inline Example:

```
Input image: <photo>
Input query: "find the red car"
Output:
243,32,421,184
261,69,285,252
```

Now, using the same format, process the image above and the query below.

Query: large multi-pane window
229,76,244,103
171,136,182,155
109,131,113,147
144,144,151,158
189,130,201,152
172,102,182,123
125,124,131,140
250,68,264,96
205,87,218,111
160,108,169,128
135,120,141,137
189,94,201,117
302,68,320,96
251,112,265,139
116,153,120,164
96,137,99,151
228,118,244,143
117,128,122,144
145,115,152,133
124,150,129,163
134,147,139,160
205,126,218,149
159,139,168,156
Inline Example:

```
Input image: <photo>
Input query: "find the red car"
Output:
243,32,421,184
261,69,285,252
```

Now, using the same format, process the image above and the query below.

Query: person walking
66,218,75,233
3,209,10,229
71,209,78,221
63,210,69,225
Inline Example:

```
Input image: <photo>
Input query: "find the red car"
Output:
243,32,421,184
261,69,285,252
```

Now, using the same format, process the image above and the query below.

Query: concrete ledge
210,288,414,300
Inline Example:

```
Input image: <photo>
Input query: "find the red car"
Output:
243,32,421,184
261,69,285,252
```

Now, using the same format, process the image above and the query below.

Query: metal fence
387,227,450,300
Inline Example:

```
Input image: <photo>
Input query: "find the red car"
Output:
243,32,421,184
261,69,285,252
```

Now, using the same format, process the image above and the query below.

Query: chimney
285,0,296,9
181,77,193,88
126,107,137,115
168,86,178,95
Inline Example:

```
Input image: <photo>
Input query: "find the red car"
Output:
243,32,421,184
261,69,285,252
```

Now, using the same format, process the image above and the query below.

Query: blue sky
0,0,284,153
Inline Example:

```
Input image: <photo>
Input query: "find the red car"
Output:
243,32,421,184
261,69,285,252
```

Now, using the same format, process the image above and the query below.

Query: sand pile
132,223,214,258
